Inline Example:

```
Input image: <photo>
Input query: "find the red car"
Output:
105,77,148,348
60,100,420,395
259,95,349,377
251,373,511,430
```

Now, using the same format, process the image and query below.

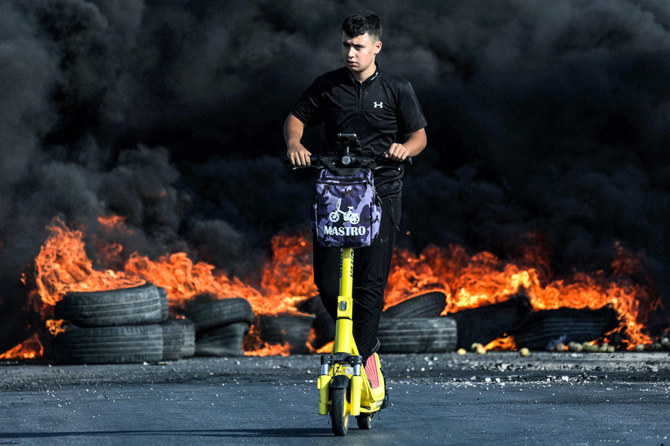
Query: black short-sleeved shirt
291,66,427,197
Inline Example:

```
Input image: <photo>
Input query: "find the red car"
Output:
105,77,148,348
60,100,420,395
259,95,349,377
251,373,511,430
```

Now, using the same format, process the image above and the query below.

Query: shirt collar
346,64,381,85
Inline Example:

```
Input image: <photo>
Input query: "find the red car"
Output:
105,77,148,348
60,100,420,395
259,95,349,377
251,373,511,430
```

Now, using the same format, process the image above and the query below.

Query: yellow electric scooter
295,133,398,436
316,246,387,435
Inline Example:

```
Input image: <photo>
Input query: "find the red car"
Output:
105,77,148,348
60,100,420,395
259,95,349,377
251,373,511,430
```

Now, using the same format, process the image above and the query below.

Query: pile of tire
379,292,457,353
53,283,195,364
182,297,255,357
298,292,457,354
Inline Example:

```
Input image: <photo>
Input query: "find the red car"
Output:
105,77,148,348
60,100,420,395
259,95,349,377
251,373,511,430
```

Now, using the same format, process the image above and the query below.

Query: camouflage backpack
312,168,381,248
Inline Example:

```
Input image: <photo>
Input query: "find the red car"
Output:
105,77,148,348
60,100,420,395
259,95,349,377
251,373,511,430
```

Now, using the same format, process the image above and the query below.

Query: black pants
313,195,401,361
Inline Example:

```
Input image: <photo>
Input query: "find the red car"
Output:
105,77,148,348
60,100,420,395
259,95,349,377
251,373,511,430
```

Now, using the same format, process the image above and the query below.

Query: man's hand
287,142,312,166
284,114,311,166
384,129,427,161
384,142,410,161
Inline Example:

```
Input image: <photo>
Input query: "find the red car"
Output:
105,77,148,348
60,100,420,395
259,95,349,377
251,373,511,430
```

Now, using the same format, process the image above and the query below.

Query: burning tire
449,293,532,349
53,324,163,364
195,322,250,357
183,297,254,332
54,283,164,327
514,307,619,350
256,314,313,354
377,317,457,353
383,292,447,318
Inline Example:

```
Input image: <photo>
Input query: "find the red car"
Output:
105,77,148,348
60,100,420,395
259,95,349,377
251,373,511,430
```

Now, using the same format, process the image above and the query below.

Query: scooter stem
334,248,355,355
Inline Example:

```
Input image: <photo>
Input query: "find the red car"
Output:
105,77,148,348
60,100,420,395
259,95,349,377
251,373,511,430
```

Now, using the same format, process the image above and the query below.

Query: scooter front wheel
330,387,349,436
356,413,373,429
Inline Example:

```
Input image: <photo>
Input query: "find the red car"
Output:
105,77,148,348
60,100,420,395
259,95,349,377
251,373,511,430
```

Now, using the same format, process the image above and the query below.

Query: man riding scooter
284,9,427,397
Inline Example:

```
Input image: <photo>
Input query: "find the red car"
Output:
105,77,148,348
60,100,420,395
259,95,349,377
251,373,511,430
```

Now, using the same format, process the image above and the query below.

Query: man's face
342,32,382,77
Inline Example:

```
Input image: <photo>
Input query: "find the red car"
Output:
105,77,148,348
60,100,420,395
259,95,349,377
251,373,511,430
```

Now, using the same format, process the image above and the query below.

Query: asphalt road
1,352,669,445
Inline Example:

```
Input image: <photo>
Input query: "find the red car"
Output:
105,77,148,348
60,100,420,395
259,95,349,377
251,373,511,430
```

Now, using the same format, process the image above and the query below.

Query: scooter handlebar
290,153,411,171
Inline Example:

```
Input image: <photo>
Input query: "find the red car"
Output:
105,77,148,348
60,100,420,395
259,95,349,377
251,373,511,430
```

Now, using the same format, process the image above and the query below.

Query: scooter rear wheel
330,387,349,436
356,413,373,429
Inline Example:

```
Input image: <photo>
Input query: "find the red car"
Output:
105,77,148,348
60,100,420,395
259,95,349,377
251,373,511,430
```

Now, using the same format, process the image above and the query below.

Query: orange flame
484,336,517,351
34,218,144,306
45,319,68,336
124,252,263,308
7,216,662,360
384,242,659,349
97,215,130,230
259,234,317,315
34,218,310,317
0,333,43,360
244,342,291,357
316,341,334,354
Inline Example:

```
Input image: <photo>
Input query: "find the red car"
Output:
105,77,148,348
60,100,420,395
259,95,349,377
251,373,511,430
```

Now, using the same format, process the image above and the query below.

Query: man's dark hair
342,10,382,40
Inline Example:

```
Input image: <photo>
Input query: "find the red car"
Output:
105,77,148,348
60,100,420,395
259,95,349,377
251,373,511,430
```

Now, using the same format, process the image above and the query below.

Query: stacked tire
182,297,255,357
380,292,457,353
297,292,457,354
52,283,195,364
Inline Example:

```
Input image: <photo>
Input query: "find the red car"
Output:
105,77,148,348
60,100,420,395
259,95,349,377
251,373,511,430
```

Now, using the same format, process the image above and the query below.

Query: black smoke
1,0,669,352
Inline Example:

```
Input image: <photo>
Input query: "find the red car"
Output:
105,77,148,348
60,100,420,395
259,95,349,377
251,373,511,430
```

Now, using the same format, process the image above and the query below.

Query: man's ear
374,40,382,55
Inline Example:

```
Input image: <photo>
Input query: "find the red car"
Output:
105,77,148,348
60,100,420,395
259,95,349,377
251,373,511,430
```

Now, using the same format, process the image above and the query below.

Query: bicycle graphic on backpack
328,198,360,224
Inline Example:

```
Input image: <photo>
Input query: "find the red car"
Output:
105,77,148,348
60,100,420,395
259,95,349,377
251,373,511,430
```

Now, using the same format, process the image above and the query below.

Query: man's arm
385,128,427,161
284,114,312,166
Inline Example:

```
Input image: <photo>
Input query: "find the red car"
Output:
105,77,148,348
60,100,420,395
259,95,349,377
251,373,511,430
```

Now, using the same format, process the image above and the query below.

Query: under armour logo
373,101,384,109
